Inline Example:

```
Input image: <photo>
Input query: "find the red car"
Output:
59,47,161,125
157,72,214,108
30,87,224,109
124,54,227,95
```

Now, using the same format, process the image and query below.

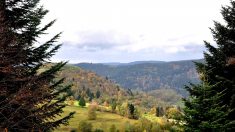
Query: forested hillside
58,65,127,100
75,59,202,96
54,64,182,106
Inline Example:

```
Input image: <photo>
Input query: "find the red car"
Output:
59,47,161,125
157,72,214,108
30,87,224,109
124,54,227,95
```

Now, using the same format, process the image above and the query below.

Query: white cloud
40,0,230,62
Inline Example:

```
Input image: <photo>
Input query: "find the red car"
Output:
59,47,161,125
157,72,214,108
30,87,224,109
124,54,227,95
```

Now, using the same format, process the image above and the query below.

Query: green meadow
54,105,139,132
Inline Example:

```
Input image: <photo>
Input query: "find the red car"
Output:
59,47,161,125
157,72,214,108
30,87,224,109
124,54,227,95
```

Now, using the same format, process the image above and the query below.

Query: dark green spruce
0,0,74,131
183,1,235,131
79,97,86,107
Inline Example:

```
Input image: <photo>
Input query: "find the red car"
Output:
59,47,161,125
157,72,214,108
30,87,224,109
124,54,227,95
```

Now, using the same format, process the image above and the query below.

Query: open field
54,106,138,132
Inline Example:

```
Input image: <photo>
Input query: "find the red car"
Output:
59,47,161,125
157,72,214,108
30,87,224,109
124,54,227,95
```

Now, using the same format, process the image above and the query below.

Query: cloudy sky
40,0,229,63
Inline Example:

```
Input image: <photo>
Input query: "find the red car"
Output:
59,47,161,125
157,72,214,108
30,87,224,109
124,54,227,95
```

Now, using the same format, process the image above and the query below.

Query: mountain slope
56,64,182,107
75,60,202,96
58,65,128,99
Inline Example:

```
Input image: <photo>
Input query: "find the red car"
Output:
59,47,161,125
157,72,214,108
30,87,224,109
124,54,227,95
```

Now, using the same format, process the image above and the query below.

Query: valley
51,61,195,131
75,59,202,96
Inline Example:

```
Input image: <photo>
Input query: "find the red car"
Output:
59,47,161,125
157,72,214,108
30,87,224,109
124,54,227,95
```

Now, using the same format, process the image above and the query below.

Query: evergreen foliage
127,103,138,119
79,97,86,107
183,1,235,131
86,88,91,97
88,92,94,101
156,106,164,117
96,90,101,98
128,104,135,118
0,0,74,131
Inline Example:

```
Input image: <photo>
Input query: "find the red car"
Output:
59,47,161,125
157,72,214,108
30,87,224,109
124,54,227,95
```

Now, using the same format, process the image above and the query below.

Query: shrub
133,122,143,132
117,104,126,116
139,118,152,131
88,105,97,120
78,120,92,132
109,124,116,132
165,107,183,120
151,124,162,132
124,122,135,132
111,100,117,113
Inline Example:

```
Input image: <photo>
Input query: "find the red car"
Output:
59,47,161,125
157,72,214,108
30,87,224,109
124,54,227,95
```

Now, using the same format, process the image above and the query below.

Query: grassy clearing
142,113,162,123
54,105,138,132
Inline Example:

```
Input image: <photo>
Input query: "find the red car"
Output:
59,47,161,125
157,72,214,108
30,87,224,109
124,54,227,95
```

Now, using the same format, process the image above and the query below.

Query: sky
40,0,229,63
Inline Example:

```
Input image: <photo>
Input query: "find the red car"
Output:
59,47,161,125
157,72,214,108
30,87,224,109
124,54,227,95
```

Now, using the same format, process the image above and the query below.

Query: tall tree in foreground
183,1,235,131
0,0,74,131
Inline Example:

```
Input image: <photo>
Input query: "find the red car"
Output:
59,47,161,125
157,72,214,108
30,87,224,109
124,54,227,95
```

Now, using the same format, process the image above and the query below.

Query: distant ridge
75,59,203,96
102,61,166,66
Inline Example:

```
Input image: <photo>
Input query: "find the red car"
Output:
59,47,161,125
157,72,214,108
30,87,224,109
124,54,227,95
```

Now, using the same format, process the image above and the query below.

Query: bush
139,118,153,131
117,104,126,116
111,100,117,113
88,105,97,120
151,124,162,132
78,120,92,132
109,124,116,132
124,122,135,132
160,121,173,131
133,122,143,132
165,107,182,120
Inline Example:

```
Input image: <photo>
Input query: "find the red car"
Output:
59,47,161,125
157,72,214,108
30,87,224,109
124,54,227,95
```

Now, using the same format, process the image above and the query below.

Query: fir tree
96,90,101,98
128,103,135,119
86,88,91,97
183,1,235,131
0,0,74,131
155,106,164,117
183,83,226,131
79,97,86,107
88,92,94,102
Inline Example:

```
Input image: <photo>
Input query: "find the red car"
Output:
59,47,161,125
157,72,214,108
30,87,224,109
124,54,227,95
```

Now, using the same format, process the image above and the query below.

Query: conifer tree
128,103,135,119
79,97,86,107
183,1,235,131
96,90,101,98
0,0,74,131
183,83,227,131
